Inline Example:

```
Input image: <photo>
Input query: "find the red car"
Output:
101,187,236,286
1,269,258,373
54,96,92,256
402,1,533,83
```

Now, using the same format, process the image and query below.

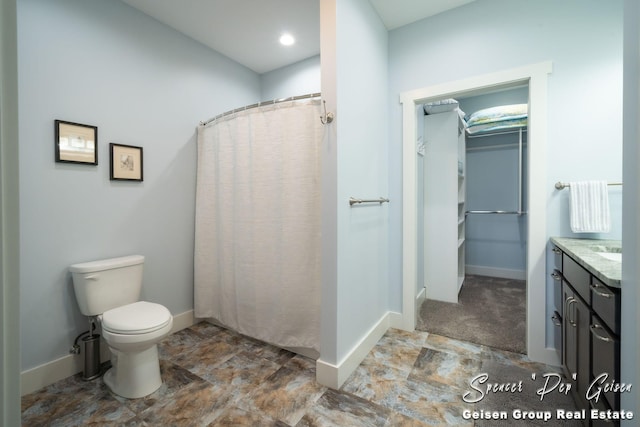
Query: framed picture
110,143,143,181
55,120,98,165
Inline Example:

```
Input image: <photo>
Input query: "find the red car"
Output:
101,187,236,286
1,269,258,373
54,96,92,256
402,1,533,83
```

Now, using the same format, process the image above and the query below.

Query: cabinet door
562,283,577,380
574,295,591,411
591,316,620,410
562,282,591,410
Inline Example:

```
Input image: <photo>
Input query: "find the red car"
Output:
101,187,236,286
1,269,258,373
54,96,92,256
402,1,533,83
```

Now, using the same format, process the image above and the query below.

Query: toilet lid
102,301,172,334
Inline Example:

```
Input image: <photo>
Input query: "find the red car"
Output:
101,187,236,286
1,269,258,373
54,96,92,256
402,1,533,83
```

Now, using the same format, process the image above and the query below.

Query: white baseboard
387,311,405,330
171,309,195,334
21,309,195,396
316,312,391,389
465,265,526,280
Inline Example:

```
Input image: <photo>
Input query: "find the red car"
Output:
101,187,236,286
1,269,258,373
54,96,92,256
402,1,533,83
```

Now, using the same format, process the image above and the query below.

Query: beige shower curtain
194,98,322,352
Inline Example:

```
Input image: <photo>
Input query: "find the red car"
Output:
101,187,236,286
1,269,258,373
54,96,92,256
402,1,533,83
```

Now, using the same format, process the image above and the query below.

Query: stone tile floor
22,322,576,426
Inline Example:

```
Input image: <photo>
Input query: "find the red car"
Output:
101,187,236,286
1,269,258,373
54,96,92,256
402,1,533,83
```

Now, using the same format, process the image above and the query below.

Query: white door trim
400,61,555,364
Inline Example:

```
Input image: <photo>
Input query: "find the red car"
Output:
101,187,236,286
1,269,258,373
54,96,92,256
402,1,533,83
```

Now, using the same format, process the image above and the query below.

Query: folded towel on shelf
423,98,461,115
569,181,611,233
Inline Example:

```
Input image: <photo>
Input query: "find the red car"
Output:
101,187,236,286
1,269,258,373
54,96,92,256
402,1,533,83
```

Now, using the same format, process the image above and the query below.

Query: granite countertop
550,237,621,288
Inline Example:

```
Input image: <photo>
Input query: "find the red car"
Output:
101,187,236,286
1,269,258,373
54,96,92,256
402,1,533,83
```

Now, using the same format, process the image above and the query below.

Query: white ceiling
121,0,474,74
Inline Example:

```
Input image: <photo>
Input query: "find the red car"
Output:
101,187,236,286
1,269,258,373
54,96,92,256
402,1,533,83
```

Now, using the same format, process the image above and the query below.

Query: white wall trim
21,309,195,396
400,62,553,365
465,265,526,281
171,309,195,334
316,311,391,389
414,286,426,326
1,0,21,422
388,311,405,330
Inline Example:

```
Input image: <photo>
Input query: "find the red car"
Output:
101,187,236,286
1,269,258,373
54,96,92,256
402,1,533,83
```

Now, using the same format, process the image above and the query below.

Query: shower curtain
194,98,322,352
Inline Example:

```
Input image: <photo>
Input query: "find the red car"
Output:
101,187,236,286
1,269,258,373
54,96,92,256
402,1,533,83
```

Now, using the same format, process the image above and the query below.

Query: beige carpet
417,274,526,354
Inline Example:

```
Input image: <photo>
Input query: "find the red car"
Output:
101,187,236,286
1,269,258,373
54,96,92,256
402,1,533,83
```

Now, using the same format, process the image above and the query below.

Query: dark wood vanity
550,238,622,427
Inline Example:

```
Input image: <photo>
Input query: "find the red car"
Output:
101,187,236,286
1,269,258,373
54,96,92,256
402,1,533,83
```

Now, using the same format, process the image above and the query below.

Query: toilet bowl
69,255,173,399
101,301,173,398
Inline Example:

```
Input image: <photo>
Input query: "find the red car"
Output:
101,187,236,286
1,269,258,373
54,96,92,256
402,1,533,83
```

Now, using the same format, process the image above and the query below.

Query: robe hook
320,100,334,125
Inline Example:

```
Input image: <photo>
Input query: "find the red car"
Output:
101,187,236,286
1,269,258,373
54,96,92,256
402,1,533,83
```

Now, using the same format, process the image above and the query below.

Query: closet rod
200,92,321,126
466,128,528,139
466,142,527,152
466,210,527,215
555,181,623,190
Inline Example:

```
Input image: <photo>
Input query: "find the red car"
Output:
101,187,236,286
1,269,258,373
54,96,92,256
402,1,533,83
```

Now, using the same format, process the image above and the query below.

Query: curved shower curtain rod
200,92,332,126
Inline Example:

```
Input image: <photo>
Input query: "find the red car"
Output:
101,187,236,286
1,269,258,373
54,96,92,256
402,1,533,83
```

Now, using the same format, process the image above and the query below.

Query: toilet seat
102,301,172,335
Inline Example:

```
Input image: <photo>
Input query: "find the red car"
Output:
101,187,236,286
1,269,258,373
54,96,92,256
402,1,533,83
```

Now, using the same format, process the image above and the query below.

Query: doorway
399,62,556,365
417,89,528,353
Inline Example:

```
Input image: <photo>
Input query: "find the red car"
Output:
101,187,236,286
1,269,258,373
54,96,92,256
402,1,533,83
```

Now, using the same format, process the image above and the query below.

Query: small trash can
82,334,102,381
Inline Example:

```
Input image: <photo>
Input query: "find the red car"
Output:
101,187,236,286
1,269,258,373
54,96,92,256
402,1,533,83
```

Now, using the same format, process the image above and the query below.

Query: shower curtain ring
320,100,334,125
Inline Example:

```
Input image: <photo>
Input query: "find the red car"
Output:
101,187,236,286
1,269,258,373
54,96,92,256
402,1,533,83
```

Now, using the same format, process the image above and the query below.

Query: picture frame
109,143,143,181
55,120,98,165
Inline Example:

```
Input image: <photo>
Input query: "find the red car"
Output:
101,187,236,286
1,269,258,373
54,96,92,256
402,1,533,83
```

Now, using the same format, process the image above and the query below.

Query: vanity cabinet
551,242,622,425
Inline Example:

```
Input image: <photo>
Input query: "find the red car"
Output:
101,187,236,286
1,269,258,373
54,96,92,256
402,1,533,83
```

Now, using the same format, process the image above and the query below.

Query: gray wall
319,0,390,366
333,0,389,365
260,55,321,101
18,0,261,371
459,88,529,274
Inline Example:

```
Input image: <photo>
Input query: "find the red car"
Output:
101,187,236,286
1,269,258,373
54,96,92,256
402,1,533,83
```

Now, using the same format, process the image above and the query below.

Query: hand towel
569,181,611,233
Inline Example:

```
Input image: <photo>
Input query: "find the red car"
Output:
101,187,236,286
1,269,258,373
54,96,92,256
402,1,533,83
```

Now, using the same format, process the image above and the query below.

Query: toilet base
103,344,162,399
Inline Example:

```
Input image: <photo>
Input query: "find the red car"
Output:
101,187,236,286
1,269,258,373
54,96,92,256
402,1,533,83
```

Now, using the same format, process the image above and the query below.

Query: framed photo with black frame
54,120,98,165
109,143,143,182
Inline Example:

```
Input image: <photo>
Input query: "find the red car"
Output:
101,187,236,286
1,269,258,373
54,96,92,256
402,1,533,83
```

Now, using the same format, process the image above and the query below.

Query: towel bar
555,182,622,190
349,197,389,206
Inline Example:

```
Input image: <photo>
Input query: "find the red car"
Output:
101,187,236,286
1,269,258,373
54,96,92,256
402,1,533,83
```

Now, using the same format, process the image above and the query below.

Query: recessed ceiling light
279,33,295,46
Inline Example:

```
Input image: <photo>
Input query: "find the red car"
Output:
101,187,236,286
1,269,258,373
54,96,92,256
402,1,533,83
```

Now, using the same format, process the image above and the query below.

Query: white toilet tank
69,255,144,316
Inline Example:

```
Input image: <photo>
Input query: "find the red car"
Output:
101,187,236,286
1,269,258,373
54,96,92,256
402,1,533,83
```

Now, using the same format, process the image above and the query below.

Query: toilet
69,255,173,398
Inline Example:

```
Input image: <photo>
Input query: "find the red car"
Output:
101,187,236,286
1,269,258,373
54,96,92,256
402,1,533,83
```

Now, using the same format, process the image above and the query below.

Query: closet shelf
424,109,465,303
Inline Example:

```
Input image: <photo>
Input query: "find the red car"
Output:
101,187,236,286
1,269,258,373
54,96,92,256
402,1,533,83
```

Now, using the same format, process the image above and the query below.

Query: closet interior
419,86,529,305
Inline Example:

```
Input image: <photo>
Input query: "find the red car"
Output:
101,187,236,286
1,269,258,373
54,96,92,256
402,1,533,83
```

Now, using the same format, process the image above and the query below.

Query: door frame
399,61,556,364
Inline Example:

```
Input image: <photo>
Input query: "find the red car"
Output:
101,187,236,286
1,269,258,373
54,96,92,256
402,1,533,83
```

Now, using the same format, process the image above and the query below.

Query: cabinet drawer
562,254,590,303
591,317,620,410
591,277,620,335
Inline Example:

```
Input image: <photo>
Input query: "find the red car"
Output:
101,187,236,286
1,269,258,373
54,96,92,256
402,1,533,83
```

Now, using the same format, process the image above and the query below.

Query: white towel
569,181,611,233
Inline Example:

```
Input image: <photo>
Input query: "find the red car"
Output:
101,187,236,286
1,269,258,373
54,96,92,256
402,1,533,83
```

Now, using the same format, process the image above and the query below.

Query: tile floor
21,322,575,426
